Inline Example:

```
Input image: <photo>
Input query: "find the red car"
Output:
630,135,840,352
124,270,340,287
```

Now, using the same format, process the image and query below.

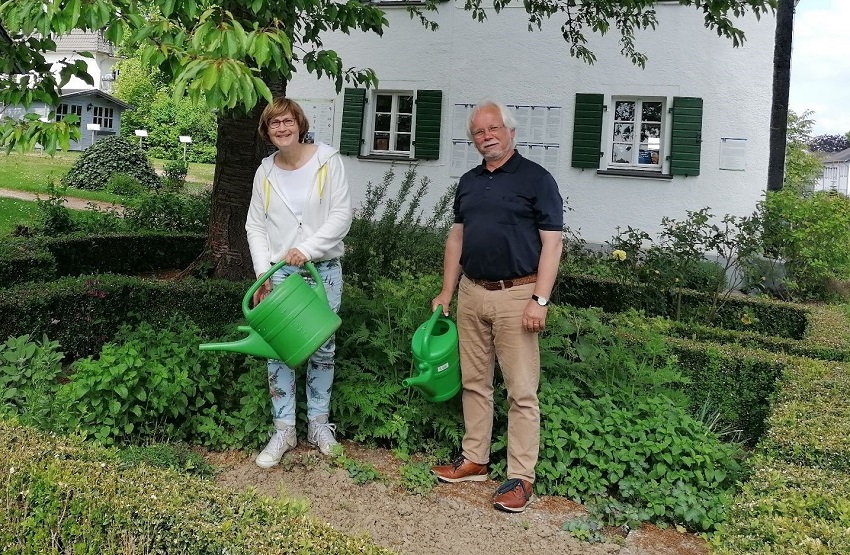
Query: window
339,88,442,160
371,92,413,154
55,103,82,124
610,98,664,168
571,93,703,177
92,106,114,129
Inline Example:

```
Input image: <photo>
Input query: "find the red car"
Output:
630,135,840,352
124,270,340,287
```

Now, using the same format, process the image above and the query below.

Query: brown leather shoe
431,455,488,483
492,478,534,512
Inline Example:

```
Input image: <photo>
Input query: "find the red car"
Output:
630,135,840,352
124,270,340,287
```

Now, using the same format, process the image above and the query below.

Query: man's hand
522,301,548,332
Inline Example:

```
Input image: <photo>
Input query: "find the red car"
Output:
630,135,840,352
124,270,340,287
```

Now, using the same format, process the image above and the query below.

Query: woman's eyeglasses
471,125,506,139
268,118,297,129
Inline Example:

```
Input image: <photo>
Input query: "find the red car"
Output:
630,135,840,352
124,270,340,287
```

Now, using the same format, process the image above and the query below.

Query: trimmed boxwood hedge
0,232,206,287
0,274,247,360
555,273,810,340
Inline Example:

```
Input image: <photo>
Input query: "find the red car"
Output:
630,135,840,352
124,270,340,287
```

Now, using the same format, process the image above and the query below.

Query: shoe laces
450,455,467,470
265,428,293,452
495,478,529,499
312,421,337,445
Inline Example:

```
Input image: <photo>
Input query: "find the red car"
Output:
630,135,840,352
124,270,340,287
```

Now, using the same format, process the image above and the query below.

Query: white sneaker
255,426,297,469
307,415,338,455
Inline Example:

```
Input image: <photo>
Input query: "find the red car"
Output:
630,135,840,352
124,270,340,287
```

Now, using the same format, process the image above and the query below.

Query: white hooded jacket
245,142,352,278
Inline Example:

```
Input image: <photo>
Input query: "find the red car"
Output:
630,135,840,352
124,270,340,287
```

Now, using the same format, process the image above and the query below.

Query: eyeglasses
471,125,507,139
268,118,297,129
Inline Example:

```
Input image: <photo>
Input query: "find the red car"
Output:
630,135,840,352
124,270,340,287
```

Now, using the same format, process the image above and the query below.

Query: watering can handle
421,305,443,353
242,260,326,315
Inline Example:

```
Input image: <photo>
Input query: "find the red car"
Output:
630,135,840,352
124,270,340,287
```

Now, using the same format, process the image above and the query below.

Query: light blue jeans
267,259,343,426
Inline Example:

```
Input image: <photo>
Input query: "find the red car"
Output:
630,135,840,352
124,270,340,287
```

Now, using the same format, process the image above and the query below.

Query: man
431,99,564,513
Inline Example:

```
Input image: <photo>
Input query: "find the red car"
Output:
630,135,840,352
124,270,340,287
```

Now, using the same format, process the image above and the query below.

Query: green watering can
199,260,340,367
403,306,461,402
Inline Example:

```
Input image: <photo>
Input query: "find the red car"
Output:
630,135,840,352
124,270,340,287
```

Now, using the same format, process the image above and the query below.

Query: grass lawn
0,197,39,236
0,151,214,200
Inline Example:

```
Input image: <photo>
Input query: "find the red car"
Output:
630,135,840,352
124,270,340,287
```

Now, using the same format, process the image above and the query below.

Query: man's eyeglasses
268,118,297,129
471,125,507,139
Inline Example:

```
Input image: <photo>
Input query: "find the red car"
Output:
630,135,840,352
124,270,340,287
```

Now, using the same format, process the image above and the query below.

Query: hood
260,142,339,174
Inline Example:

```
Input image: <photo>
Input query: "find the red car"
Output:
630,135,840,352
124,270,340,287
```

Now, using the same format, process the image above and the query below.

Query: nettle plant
491,306,744,532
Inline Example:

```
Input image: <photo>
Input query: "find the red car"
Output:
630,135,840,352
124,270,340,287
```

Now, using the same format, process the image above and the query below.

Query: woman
246,97,352,468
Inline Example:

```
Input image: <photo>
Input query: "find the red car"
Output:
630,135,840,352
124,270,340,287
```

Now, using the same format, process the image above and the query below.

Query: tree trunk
199,82,287,280
767,0,795,191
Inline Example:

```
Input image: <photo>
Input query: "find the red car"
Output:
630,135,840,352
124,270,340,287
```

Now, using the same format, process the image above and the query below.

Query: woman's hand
252,279,272,307
284,248,308,267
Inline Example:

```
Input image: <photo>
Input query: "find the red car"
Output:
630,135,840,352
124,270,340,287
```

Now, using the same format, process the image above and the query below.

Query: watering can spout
402,364,433,389
199,326,280,360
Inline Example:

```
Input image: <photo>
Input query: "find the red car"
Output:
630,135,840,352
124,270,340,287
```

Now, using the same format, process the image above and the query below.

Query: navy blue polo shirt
453,150,564,281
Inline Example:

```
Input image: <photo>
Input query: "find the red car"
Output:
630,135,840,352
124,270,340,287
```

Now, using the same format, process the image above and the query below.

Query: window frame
366,90,416,158
604,96,667,172
92,106,114,129
55,103,82,125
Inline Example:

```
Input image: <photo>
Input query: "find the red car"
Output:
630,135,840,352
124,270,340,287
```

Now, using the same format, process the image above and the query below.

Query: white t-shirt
270,150,320,218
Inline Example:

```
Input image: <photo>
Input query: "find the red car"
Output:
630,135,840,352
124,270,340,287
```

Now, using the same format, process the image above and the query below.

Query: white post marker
135,129,148,148
86,123,101,147
179,135,192,162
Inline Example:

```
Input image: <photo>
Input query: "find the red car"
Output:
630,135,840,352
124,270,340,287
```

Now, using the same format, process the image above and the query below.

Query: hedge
0,232,206,287
0,420,393,555
556,273,810,340
0,274,247,359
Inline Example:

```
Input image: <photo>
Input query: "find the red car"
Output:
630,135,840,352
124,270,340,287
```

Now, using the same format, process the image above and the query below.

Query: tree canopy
1,0,776,153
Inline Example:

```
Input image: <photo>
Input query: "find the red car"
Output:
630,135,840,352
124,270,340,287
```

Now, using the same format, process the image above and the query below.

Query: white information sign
719,138,747,171
294,99,335,145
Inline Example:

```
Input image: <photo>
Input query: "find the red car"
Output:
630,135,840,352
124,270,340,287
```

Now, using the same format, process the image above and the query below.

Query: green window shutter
571,93,604,169
339,88,366,156
414,89,442,160
670,97,703,176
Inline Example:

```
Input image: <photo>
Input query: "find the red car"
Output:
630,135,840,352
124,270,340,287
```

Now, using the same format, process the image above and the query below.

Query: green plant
105,172,146,197
562,516,606,543
760,188,850,300
343,165,454,291
117,442,215,477
62,136,161,191
122,190,210,233
332,452,382,485
0,334,64,428
163,158,189,191
55,316,230,445
398,460,437,495
34,182,75,236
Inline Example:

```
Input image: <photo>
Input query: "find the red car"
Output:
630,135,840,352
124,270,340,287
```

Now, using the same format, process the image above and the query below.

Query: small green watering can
199,260,340,367
403,306,461,403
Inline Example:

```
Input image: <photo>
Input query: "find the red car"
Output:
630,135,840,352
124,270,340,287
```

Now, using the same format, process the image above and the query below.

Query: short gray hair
466,99,518,141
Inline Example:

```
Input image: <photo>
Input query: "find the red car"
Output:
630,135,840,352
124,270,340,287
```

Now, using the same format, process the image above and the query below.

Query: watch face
535,295,548,306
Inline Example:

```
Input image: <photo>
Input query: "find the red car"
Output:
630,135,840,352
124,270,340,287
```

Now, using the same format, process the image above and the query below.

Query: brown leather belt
468,273,537,291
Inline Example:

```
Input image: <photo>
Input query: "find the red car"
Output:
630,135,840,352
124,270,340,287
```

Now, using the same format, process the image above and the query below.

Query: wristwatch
531,294,549,307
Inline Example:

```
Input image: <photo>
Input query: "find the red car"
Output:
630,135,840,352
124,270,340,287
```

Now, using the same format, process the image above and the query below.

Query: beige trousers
456,275,540,483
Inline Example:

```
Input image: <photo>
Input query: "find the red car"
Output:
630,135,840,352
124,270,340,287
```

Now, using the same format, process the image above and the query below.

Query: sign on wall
450,103,563,177
294,99,335,145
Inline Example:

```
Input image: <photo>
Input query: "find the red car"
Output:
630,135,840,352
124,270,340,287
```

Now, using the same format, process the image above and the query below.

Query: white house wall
285,2,776,246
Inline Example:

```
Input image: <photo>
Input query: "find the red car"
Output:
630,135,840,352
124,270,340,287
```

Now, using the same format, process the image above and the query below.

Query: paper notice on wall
293,99,335,145
719,138,747,171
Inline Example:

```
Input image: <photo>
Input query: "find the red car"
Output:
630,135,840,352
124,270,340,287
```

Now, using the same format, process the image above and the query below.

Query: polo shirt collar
474,149,521,175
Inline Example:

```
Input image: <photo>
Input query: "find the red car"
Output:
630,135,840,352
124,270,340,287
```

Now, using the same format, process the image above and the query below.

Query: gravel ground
208,441,708,555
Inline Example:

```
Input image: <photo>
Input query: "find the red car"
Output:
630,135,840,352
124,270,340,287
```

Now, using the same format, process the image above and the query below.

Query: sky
789,0,850,136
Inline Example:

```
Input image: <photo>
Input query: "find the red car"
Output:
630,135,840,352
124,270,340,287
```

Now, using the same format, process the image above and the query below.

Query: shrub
343,165,454,291
163,158,189,191
35,183,75,236
123,190,210,233
105,172,146,197
62,135,160,191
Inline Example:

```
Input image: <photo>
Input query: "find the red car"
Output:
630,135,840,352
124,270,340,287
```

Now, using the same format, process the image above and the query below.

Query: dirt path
208,442,708,555
0,187,122,211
